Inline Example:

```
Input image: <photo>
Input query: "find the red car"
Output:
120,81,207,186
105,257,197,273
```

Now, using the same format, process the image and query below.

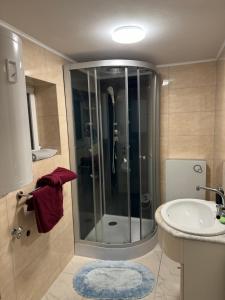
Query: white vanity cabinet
156,207,225,300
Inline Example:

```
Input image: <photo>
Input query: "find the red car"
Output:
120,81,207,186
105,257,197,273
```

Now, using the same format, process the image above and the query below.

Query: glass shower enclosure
64,60,160,258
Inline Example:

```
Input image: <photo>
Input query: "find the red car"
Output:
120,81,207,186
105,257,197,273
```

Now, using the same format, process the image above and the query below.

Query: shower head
107,86,115,105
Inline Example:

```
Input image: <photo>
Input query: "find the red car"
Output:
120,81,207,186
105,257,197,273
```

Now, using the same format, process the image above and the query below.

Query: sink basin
161,199,225,236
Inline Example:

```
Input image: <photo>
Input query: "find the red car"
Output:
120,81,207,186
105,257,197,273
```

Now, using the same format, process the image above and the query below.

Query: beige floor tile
133,245,162,298
42,244,181,300
41,272,82,300
155,296,180,300
133,244,162,276
155,254,180,299
62,255,94,274
142,294,155,300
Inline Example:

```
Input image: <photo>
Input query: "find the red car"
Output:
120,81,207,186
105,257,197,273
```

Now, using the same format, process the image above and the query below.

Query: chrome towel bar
16,187,41,201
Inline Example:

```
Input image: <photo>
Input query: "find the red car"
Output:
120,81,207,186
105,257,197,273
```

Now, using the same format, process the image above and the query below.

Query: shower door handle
90,174,99,179
139,155,152,160
139,155,146,160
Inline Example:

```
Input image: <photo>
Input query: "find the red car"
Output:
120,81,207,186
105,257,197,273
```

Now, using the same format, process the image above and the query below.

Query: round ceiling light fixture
112,26,145,44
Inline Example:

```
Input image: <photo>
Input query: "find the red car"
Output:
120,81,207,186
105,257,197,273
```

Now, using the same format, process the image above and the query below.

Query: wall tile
158,67,169,115
214,58,225,189
56,83,67,116
0,197,17,300
160,137,168,160
51,221,75,270
215,84,225,112
6,175,73,280
168,135,214,159
160,91,169,115
37,115,61,150
214,111,225,137
23,39,47,79
168,112,214,136
0,196,10,250
0,37,220,300
0,244,17,300
58,116,69,153
15,246,62,300
160,114,168,137
158,67,169,80
216,60,225,86
214,138,225,161
169,86,215,113
1,284,17,300
0,38,74,300
35,85,59,117
168,62,216,89
32,157,55,182
212,159,224,188
166,62,216,202
206,160,214,200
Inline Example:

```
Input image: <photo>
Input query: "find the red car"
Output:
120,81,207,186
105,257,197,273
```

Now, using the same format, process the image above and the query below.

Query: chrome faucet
196,185,225,219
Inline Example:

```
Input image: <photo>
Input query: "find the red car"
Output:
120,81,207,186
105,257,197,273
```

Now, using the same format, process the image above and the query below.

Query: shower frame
64,60,160,259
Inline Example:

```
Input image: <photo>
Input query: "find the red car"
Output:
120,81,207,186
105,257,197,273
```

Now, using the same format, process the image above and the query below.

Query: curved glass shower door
67,61,159,246
97,67,131,244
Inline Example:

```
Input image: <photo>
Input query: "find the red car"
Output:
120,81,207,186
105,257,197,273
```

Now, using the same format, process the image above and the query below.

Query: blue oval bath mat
73,260,155,299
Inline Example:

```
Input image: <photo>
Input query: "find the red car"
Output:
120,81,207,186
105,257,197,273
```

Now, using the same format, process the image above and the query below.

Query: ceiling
0,0,225,65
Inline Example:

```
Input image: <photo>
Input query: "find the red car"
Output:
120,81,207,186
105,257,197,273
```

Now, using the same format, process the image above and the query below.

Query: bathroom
0,1,225,300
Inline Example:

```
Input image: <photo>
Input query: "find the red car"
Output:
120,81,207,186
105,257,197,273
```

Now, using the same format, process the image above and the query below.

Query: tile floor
42,244,180,300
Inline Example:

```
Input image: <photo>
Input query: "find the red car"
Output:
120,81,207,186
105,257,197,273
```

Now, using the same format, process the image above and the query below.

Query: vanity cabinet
157,209,225,300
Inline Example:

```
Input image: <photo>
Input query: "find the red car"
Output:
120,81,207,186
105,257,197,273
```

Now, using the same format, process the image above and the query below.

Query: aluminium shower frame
64,59,160,259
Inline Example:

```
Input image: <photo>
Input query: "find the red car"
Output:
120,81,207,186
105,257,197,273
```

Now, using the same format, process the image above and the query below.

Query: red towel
27,167,77,233
37,167,77,187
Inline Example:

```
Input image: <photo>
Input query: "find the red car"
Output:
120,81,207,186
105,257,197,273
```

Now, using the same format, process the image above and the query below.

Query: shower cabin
64,60,160,259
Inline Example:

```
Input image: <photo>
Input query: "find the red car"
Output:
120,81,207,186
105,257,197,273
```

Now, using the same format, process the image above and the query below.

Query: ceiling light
112,26,145,44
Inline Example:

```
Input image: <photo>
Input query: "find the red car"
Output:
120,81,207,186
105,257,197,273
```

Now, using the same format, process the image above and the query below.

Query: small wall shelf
25,76,61,158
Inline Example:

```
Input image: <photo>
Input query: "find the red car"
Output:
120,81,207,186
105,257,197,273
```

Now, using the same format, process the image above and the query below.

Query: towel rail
16,187,41,201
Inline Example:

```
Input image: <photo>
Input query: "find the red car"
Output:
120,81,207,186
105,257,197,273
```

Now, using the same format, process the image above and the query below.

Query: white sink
161,199,225,236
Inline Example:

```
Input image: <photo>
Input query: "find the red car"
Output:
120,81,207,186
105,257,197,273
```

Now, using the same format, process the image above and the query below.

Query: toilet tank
165,159,206,202
0,26,32,197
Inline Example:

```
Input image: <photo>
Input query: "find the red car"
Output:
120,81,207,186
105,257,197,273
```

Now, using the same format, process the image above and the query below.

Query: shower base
86,214,154,244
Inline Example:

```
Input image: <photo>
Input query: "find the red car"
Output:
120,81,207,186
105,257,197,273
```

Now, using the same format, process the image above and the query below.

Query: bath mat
73,260,155,299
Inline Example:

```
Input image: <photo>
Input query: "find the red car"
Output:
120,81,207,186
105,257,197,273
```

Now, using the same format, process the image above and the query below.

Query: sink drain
108,221,117,226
